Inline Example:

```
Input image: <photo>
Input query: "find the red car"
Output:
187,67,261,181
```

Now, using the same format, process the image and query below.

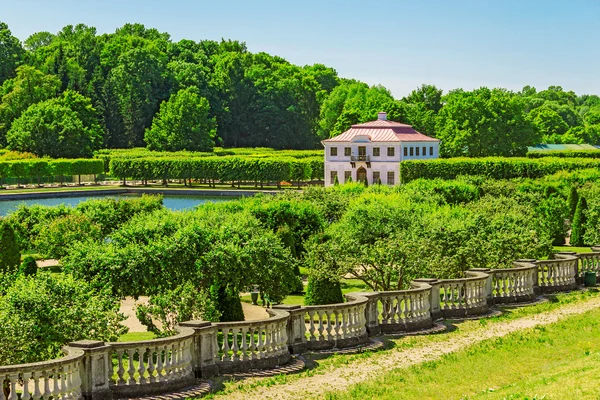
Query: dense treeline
1,22,600,158
527,150,600,158
0,158,103,186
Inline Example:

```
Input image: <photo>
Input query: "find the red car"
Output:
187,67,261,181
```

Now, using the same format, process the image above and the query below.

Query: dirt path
213,296,600,400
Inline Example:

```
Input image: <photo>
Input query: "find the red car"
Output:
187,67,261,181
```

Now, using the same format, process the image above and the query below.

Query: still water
0,194,235,216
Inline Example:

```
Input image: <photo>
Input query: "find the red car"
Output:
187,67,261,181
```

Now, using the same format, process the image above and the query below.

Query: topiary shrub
0,219,20,273
571,196,588,246
304,275,344,305
567,186,579,220
333,175,339,186
211,285,244,322
19,256,37,276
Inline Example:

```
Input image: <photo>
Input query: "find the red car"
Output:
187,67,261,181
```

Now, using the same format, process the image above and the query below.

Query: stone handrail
0,347,84,400
365,282,432,334
437,270,489,318
6,250,600,399
490,261,537,304
577,252,600,276
537,253,578,292
211,308,290,373
299,293,369,350
106,327,195,398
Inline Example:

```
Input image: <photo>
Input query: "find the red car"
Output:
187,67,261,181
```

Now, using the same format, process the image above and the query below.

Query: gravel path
213,296,600,400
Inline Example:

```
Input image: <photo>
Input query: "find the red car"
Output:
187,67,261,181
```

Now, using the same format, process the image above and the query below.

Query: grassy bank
326,298,600,399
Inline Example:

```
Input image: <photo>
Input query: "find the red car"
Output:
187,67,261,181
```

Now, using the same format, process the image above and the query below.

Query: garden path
211,295,600,400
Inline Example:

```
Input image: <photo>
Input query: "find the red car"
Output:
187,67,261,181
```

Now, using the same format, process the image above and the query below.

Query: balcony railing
350,155,370,162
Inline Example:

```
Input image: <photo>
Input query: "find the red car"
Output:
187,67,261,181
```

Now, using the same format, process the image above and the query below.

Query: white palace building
322,112,440,186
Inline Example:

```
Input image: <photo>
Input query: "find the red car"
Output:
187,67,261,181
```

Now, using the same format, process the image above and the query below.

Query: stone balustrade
107,328,195,398
537,253,578,292
301,293,369,350
437,270,489,318
0,347,84,400
577,252,600,277
491,261,537,304
211,308,290,373
4,250,600,399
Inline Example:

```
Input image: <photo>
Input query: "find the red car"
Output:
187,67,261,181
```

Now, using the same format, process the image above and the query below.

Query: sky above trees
1,0,599,98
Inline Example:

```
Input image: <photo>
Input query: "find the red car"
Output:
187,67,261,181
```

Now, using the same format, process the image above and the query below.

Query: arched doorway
357,167,367,184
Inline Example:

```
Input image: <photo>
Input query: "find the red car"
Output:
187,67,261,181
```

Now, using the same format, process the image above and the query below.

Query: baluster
42,370,51,399
59,367,67,398
317,311,325,340
30,371,40,400
324,311,332,341
127,349,136,384
20,371,31,400
231,327,240,361
221,328,230,362
241,326,249,361
380,298,389,324
339,307,347,338
308,310,316,341
265,324,273,356
51,368,60,398
156,348,165,382
65,364,74,400
249,327,257,359
259,326,267,359
163,345,172,379
137,347,147,383
147,347,156,383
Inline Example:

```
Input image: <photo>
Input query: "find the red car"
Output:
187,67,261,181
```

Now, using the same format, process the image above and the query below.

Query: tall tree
0,22,24,86
0,66,61,146
145,87,216,152
436,88,538,157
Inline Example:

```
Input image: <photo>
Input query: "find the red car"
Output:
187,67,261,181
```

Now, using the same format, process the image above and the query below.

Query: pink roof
322,119,439,143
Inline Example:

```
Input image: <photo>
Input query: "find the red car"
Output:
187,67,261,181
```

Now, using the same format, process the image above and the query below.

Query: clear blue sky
2,0,599,97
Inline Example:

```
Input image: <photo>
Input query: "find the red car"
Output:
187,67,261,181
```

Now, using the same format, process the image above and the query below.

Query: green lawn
325,304,600,399
553,245,594,253
118,331,156,342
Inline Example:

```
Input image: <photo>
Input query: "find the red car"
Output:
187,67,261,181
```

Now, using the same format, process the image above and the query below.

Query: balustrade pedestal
179,321,219,378
273,305,308,354
68,340,113,400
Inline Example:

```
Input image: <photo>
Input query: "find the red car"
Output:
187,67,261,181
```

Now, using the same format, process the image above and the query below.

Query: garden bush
304,275,344,305
570,196,588,246
19,256,37,276
0,219,20,273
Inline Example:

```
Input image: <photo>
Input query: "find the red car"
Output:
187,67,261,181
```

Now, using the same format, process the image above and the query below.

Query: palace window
387,171,395,185
416,147,420,156
330,147,337,156
330,171,337,183
344,147,351,157
409,147,414,156
387,147,395,157
344,171,352,182
430,146,434,156
423,146,426,156
373,147,380,157
373,171,380,183
403,147,408,157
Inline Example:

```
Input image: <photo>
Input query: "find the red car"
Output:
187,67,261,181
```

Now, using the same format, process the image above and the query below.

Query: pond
0,194,236,216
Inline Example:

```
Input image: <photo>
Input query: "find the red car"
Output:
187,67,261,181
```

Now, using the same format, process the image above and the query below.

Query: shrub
304,275,344,305
19,256,37,276
571,196,588,246
567,186,579,220
0,219,20,273
211,284,244,322
0,273,126,365
35,214,102,259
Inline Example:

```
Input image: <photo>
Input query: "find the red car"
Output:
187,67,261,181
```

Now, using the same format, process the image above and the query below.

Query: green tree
529,107,569,142
0,273,126,365
567,186,579,220
0,219,20,273
570,196,587,246
19,256,37,276
0,22,24,85
145,87,216,151
304,275,343,305
7,93,103,158
436,88,539,157
0,66,61,145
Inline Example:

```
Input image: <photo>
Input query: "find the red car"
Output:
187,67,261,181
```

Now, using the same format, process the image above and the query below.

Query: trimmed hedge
400,157,600,183
0,159,104,185
527,150,600,159
109,156,319,186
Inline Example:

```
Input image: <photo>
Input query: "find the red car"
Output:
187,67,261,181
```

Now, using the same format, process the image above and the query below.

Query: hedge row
527,150,600,159
0,159,104,183
400,157,600,182
109,156,323,186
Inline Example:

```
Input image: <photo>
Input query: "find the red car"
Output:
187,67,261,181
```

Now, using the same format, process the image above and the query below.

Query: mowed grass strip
325,308,600,400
